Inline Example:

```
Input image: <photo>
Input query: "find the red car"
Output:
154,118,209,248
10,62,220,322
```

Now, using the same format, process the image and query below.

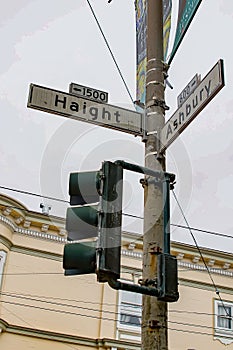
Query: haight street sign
27,84,143,136
160,59,225,153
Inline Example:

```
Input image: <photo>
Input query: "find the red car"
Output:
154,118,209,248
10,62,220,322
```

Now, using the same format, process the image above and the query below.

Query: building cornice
179,278,233,295
0,194,232,275
0,318,140,349
121,250,233,278
0,213,66,244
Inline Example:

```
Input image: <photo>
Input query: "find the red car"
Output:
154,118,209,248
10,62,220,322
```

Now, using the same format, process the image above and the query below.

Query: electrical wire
1,290,233,343
0,272,63,276
1,184,233,240
123,212,143,220
0,189,232,241
0,303,33,328
172,189,232,318
0,267,197,275
142,322,233,350
172,189,221,289
1,296,225,349
1,290,232,321
1,297,231,336
165,326,217,337
2,1,231,343
86,0,135,105
0,299,115,323
0,291,119,318
0,304,87,350
0,185,69,204
1,183,232,312
2,290,120,308
168,319,213,331
171,223,233,240
1,184,232,316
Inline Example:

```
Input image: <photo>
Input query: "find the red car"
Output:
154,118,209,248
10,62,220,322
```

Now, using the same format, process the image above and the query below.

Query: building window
214,300,233,345
119,290,142,330
217,304,232,329
0,251,7,289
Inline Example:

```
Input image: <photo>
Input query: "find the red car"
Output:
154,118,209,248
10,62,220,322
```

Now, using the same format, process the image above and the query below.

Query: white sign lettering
27,84,142,136
177,73,200,108
69,83,108,104
160,60,224,153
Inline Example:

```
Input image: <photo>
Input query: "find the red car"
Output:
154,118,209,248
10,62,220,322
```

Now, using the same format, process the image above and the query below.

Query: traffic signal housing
63,159,178,302
63,161,123,282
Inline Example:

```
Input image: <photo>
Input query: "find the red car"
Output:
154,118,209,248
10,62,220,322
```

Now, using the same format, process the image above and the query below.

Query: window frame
214,299,233,344
118,289,142,332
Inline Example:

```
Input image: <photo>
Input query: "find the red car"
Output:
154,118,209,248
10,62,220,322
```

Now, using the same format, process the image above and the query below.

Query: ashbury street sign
160,60,225,153
27,84,143,136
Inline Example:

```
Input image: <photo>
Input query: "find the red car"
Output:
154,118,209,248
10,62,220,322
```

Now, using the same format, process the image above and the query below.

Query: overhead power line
2,289,221,339
86,0,135,105
2,290,232,320
0,185,69,204
172,189,232,318
1,184,233,240
171,223,233,240
1,296,231,334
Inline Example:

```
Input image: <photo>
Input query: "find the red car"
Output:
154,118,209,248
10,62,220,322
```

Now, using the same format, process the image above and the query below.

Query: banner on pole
163,0,172,60
135,0,172,105
135,0,147,105
168,0,202,64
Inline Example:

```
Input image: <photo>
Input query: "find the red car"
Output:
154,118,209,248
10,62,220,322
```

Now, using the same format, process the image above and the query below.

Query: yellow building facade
0,193,232,349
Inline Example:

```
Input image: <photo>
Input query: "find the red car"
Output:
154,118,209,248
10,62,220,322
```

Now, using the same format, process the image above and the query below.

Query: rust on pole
142,0,168,349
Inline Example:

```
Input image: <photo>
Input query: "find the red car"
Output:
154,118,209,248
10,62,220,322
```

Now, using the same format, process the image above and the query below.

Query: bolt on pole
142,0,168,349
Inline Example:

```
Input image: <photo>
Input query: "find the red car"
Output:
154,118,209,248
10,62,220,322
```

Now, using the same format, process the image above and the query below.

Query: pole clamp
147,98,169,110
140,178,148,188
152,97,170,111
138,278,157,287
148,320,161,329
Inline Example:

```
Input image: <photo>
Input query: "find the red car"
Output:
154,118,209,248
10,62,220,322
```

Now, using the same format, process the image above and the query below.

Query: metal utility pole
142,0,168,349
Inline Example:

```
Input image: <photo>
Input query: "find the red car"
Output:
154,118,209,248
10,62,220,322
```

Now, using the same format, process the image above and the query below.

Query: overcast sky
0,0,232,253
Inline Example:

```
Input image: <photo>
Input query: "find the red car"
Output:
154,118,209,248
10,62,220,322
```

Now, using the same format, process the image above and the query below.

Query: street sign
27,84,143,136
177,73,200,108
160,59,225,153
69,83,108,104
